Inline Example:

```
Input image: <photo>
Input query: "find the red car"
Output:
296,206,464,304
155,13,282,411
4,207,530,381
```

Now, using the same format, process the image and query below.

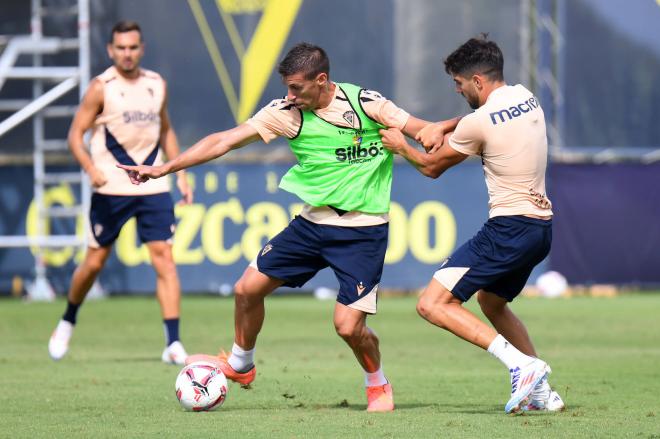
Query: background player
380,36,565,413
118,42,458,411
48,21,192,365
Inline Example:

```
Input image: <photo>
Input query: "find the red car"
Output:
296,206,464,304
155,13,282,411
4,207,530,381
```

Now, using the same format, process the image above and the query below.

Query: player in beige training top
380,36,565,414
48,21,192,365
117,42,460,412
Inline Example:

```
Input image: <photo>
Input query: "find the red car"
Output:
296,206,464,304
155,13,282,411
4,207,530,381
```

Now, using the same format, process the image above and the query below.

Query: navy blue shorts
433,215,552,302
88,192,175,247
254,216,388,314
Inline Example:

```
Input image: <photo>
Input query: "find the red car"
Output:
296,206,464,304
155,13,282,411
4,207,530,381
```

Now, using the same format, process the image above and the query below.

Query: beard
461,92,480,110
119,64,136,73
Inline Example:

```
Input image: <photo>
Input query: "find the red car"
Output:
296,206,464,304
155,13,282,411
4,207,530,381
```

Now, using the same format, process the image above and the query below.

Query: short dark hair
444,34,504,81
277,42,330,80
109,20,142,44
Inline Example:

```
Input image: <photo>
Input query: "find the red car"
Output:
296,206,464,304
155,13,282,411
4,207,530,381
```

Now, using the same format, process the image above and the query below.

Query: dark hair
444,34,504,81
277,42,330,80
109,20,142,43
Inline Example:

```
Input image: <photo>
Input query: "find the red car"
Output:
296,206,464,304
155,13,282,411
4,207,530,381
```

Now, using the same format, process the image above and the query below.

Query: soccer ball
175,361,228,411
536,270,568,298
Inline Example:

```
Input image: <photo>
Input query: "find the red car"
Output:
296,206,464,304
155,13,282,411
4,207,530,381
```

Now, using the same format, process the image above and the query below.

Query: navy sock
163,318,180,346
62,301,80,325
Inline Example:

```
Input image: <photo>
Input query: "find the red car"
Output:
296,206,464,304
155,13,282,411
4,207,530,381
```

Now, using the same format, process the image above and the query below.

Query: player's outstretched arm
117,123,261,185
379,127,468,179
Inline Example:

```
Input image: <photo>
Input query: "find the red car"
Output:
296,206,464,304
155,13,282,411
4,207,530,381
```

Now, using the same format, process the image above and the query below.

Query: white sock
364,366,388,387
487,334,535,370
227,343,255,373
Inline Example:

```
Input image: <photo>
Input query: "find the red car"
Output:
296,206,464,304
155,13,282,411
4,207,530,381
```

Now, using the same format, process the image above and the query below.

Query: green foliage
1,294,659,438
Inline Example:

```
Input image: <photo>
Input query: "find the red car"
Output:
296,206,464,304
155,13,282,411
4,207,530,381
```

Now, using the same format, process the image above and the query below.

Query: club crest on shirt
343,110,355,126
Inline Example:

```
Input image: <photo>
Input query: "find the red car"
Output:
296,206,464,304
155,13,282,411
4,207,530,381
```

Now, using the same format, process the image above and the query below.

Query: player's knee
84,257,105,274
157,257,176,272
416,294,435,320
416,295,450,328
155,259,177,278
334,320,361,343
233,279,257,301
233,279,246,297
150,248,176,272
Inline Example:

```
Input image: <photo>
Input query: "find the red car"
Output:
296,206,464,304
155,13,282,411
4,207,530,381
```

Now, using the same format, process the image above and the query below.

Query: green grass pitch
1,294,659,438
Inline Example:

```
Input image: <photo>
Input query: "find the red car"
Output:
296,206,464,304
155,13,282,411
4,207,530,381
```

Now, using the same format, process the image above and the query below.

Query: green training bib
279,82,393,214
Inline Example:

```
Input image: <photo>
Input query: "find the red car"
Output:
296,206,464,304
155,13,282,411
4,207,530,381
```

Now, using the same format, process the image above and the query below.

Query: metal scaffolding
519,0,565,150
0,0,91,300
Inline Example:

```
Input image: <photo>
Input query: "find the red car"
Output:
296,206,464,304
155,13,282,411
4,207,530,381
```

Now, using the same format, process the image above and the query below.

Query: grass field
1,294,659,438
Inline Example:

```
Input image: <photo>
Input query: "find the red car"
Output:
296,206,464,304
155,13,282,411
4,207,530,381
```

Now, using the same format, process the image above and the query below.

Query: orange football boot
366,383,394,412
186,350,256,387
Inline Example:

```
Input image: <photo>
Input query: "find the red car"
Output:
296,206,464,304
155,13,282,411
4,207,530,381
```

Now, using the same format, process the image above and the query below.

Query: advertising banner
0,162,490,294
549,163,660,286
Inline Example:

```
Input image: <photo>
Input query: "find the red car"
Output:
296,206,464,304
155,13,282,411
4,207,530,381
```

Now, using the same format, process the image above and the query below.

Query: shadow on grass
323,402,437,412
327,402,578,415
213,402,502,413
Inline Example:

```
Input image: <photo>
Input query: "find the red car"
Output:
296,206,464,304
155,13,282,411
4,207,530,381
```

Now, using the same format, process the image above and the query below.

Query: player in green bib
119,43,459,411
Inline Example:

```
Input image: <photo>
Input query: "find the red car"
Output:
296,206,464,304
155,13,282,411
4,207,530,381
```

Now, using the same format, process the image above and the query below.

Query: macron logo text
489,96,540,125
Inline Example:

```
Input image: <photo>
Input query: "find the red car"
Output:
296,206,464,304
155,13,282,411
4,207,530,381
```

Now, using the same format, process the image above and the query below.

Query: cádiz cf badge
352,134,363,147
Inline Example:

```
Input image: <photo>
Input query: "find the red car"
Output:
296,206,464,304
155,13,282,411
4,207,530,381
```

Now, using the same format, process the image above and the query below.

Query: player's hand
416,122,446,153
176,173,193,205
116,164,164,185
427,131,454,154
379,128,408,154
87,166,107,188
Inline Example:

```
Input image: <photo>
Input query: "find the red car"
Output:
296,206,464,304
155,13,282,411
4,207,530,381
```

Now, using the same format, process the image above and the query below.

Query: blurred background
0,0,658,298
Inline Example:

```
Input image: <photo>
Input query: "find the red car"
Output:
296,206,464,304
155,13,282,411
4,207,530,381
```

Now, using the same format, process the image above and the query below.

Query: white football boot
505,358,551,414
161,340,188,365
524,377,566,412
48,319,74,361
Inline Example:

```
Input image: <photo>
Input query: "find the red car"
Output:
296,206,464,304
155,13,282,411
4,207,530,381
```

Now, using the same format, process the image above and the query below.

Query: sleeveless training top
89,66,170,195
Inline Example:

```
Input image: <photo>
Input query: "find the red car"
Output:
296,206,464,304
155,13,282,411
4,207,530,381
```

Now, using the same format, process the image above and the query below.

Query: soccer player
379,36,565,413
117,42,458,412
48,21,192,365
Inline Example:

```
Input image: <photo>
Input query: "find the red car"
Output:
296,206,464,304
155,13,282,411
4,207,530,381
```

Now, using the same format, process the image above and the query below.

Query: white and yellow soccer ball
175,361,228,411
